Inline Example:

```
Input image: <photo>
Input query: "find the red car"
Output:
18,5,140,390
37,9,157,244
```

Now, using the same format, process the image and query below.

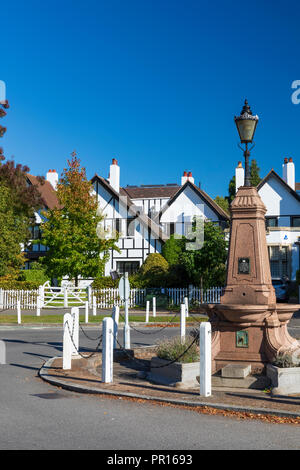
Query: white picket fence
93,288,146,308
0,288,39,309
0,285,223,310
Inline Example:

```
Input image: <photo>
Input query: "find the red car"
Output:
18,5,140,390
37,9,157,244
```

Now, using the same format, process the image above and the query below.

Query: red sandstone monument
205,100,300,373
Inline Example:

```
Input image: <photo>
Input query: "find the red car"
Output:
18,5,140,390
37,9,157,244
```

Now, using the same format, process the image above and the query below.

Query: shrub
273,353,299,368
18,262,49,285
140,253,169,287
156,335,198,363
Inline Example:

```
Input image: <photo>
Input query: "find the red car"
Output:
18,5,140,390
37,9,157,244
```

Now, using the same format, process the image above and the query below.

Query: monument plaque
238,257,250,274
236,331,248,348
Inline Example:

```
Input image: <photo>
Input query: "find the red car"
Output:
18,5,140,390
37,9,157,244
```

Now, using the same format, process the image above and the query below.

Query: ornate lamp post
234,99,259,186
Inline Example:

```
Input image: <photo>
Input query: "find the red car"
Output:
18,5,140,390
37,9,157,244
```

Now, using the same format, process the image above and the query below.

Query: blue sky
1,0,300,198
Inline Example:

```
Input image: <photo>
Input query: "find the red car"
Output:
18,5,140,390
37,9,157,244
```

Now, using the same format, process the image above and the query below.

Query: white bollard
64,286,68,308
0,289,3,309
63,313,73,370
152,297,156,317
112,305,120,349
102,317,114,383
124,298,130,349
17,300,21,324
0,340,6,364
36,296,41,317
146,300,150,323
85,301,89,323
184,296,189,318
199,322,211,397
71,307,79,356
93,295,97,317
180,304,186,344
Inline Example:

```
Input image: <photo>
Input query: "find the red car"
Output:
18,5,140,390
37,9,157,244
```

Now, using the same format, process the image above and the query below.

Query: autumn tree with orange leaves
40,153,119,285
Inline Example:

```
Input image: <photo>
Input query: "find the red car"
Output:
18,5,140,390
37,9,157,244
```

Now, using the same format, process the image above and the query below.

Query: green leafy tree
162,234,186,266
40,153,118,286
228,175,236,203
0,185,26,276
250,159,261,186
180,220,228,289
214,196,229,215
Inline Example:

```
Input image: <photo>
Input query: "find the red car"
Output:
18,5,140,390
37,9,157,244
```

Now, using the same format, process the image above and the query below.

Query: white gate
40,282,88,309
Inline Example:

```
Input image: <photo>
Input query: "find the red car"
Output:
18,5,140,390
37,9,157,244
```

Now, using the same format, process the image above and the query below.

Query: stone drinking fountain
204,100,300,375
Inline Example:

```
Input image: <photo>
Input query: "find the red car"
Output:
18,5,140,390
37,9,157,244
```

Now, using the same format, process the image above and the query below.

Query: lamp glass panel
236,119,257,143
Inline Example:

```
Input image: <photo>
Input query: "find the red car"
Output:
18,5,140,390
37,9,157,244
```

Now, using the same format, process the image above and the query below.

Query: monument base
203,303,300,374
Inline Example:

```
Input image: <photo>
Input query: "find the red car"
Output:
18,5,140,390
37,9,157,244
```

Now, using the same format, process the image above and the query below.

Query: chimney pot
284,158,288,163
289,157,293,162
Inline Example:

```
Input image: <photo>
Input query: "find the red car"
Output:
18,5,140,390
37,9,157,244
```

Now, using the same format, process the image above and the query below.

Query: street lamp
234,99,259,186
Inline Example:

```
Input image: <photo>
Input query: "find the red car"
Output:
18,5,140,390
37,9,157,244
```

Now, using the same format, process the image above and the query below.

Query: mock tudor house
235,157,300,281
92,159,229,276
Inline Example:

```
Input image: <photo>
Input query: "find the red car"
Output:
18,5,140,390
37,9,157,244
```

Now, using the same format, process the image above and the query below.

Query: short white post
112,305,120,349
102,317,113,383
124,297,130,349
17,300,21,325
152,297,156,317
0,340,6,364
92,295,97,317
145,300,150,323
71,307,79,356
199,322,211,397
39,285,45,307
0,289,3,309
36,296,41,317
87,285,92,307
63,313,72,370
64,286,68,308
180,303,186,344
85,301,89,323
184,296,189,318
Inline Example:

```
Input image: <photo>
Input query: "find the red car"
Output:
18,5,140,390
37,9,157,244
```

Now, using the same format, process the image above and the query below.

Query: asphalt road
0,325,299,451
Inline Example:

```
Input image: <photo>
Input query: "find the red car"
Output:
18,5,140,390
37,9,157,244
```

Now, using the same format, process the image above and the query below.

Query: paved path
0,325,299,450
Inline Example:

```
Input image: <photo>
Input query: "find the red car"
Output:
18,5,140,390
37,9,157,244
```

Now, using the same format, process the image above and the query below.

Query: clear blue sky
1,0,300,198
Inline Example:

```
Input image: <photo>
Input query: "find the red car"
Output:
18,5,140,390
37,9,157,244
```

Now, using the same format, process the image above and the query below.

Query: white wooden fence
93,288,146,308
0,288,39,309
0,285,223,310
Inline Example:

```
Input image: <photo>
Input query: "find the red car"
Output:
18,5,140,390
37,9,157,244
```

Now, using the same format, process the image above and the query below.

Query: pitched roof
120,185,180,199
158,180,230,221
26,174,60,210
257,169,300,202
91,174,168,241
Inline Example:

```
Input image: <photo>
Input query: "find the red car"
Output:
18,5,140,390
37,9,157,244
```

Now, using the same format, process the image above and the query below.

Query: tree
180,220,228,289
40,153,118,285
0,100,44,277
162,234,186,266
214,196,229,215
250,159,261,186
228,175,236,203
0,185,26,276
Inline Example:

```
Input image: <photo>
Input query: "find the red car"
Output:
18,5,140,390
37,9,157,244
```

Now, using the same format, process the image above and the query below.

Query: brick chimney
46,169,58,190
108,158,120,193
187,171,194,184
282,157,295,190
181,171,188,185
